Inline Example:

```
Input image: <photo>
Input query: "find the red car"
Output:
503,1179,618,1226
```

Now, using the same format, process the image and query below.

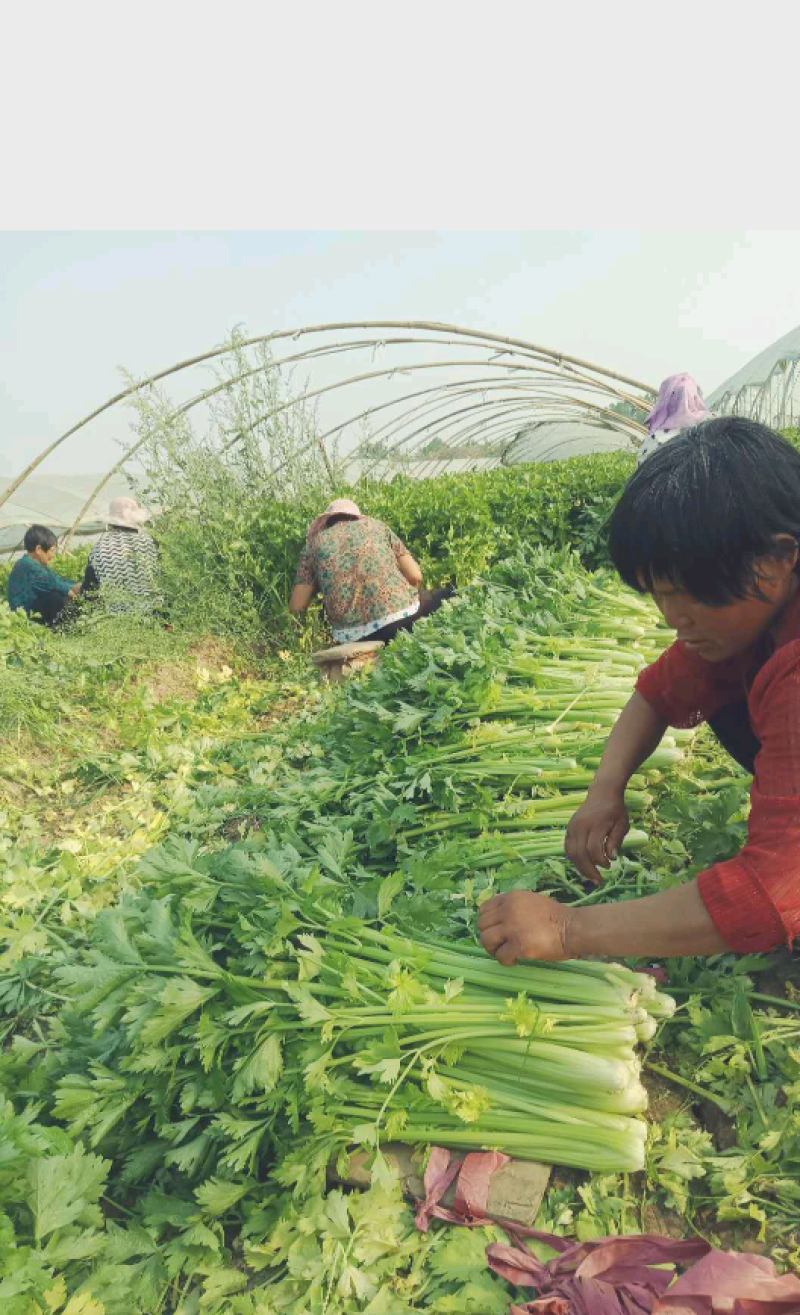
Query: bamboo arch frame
356,394,642,483
3,321,655,543
66,362,647,545
286,373,636,484
256,363,648,485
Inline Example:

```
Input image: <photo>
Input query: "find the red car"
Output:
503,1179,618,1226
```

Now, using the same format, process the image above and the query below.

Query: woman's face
648,549,799,663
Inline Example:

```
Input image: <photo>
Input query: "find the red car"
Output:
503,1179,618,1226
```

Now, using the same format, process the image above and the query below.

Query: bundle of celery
49,877,675,1184
322,585,697,873
285,922,675,1175
438,826,650,871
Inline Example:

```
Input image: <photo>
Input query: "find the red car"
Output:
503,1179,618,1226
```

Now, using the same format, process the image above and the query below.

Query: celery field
2,529,800,1312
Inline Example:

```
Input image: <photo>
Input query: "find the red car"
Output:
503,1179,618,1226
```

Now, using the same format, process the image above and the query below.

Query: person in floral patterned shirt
289,499,454,644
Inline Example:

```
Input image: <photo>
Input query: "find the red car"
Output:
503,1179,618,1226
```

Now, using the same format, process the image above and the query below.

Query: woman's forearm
591,691,668,792
398,554,423,587
565,879,729,958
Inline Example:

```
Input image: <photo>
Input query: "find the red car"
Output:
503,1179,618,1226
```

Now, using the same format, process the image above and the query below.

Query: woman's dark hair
608,417,800,604
324,513,360,529
24,524,58,554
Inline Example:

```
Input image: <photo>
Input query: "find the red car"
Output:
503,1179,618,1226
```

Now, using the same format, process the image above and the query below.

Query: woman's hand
565,786,630,885
478,891,571,965
480,880,730,965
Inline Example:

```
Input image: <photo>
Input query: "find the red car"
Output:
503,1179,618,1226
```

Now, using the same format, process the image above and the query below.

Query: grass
0,599,325,1020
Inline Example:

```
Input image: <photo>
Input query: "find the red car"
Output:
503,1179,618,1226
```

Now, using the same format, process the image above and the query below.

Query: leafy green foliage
125,424,800,652
0,598,323,1042
0,1100,113,1315
4,532,800,1310
226,451,636,650
70,447,633,654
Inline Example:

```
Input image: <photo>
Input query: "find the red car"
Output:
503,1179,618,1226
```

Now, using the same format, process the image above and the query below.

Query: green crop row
4,431,797,650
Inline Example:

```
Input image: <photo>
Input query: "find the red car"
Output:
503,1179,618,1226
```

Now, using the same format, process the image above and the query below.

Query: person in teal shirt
7,525,81,625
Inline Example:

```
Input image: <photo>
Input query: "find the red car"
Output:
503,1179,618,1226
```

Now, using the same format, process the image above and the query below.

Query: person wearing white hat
289,499,454,644
81,498,162,615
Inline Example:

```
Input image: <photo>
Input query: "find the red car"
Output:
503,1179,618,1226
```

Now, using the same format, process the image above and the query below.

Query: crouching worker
480,417,800,966
289,499,454,644
7,525,81,626
81,498,162,615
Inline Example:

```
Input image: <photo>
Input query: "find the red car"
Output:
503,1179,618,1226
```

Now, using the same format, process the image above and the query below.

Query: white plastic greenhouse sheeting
0,522,109,555
708,323,800,429
346,423,638,481
343,458,500,482
709,324,800,405
506,419,637,463
0,473,140,555
1,416,637,554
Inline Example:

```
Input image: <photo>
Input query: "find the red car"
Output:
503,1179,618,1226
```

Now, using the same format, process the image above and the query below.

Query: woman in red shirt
479,417,800,965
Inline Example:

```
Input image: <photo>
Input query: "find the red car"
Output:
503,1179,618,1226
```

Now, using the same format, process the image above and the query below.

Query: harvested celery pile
7,546,785,1315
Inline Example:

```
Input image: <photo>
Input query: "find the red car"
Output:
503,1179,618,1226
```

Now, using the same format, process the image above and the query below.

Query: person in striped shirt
82,498,161,615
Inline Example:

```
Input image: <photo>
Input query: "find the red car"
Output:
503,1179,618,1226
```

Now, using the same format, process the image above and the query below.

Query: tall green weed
7,430,796,657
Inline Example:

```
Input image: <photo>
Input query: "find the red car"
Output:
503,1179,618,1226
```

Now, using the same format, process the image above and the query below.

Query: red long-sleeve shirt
635,593,800,953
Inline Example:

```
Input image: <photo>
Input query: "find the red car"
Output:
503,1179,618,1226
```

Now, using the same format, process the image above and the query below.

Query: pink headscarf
637,374,714,467
306,498,363,543
646,374,712,436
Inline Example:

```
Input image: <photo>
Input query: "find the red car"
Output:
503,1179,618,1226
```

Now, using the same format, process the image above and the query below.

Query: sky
3,229,800,478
